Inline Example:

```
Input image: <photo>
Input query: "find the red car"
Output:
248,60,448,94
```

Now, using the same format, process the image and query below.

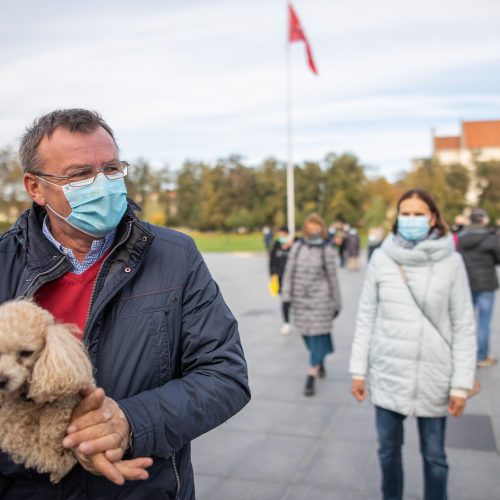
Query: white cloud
0,0,499,180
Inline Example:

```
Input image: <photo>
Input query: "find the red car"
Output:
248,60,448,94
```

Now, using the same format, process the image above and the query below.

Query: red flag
288,2,318,75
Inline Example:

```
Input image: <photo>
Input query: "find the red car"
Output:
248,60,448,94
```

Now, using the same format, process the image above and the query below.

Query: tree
253,158,286,228
198,164,231,230
363,177,396,228
322,153,368,225
295,161,324,227
175,161,203,228
222,156,258,229
0,148,30,221
397,159,469,223
125,158,170,225
476,160,500,223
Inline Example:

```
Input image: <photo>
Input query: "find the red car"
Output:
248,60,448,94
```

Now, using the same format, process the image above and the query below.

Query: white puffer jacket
349,234,476,417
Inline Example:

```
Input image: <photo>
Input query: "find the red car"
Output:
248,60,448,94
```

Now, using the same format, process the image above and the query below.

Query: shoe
318,364,326,379
304,375,315,396
280,323,292,335
477,357,497,368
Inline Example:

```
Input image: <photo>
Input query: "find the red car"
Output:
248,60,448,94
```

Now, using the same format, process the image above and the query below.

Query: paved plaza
192,252,500,500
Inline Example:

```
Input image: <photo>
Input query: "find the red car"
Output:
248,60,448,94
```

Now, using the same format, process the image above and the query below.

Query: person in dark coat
269,226,293,335
0,109,250,499
344,227,361,271
457,208,500,368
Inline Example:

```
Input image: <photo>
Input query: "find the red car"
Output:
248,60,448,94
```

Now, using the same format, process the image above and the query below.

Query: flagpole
286,3,296,238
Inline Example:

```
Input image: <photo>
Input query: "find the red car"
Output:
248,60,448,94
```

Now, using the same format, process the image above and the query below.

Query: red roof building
430,119,500,204
433,120,500,154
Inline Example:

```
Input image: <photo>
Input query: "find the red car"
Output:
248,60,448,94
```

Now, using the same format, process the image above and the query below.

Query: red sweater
36,253,108,340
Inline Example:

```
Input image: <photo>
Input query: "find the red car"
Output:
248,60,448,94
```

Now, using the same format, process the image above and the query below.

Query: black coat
0,203,250,499
269,240,291,279
457,226,500,292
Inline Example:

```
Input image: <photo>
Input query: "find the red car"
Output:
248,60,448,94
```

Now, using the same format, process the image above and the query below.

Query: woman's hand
448,396,466,417
351,379,366,402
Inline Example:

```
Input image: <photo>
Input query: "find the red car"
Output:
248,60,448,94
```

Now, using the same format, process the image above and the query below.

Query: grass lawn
180,230,266,253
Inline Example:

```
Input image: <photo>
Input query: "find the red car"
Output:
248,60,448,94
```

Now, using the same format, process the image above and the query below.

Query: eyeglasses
33,161,129,188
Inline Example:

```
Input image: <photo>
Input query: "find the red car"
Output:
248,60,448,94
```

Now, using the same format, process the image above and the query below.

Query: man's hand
64,386,152,485
351,379,366,402
64,387,130,456
448,396,466,417
73,450,152,485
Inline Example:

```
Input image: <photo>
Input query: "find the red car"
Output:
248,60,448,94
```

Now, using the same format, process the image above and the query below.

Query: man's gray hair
19,109,118,173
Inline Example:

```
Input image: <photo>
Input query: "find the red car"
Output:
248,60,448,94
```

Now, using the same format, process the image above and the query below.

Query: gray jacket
349,234,476,417
281,241,341,335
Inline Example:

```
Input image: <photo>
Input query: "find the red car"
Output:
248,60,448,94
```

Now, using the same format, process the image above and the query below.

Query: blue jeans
375,406,448,500
472,291,495,361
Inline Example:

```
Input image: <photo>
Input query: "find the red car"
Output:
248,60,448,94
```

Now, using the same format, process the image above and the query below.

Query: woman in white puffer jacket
349,189,476,500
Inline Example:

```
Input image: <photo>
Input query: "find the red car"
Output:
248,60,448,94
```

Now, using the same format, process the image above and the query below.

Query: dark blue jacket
0,203,250,499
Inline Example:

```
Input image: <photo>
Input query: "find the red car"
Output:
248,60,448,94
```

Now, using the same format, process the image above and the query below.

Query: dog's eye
18,350,34,358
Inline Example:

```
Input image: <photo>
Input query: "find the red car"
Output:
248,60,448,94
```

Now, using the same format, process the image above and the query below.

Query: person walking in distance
269,226,293,335
349,189,476,500
281,214,342,396
457,208,500,368
345,227,361,271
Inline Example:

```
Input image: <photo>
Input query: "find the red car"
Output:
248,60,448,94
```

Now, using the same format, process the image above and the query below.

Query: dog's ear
27,324,94,403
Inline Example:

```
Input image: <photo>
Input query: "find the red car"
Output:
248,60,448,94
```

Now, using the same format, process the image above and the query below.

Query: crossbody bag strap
397,261,480,398
396,263,452,350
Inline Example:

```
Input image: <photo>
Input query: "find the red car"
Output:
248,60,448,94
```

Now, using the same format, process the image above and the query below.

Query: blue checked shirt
42,217,116,275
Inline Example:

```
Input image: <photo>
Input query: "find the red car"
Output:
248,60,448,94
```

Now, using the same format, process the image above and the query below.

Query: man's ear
23,173,46,206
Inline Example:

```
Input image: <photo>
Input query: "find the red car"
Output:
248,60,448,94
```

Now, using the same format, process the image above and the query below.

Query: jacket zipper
171,452,181,499
23,255,68,297
83,222,133,339
411,260,434,415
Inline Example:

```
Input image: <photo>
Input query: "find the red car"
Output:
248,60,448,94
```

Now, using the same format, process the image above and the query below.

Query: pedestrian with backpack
281,214,342,396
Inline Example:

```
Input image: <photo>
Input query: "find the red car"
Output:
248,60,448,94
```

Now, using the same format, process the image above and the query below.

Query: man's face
24,126,118,230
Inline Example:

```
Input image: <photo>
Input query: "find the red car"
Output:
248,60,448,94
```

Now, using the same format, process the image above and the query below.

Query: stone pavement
192,252,500,500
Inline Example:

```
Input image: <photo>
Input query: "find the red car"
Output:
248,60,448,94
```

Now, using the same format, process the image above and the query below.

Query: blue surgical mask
43,174,128,237
278,236,289,244
305,233,324,246
397,215,430,241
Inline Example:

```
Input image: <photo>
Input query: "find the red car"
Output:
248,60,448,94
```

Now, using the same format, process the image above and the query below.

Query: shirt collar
42,216,116,274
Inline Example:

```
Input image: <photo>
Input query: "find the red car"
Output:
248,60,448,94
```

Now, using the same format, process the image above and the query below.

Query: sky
1,0,500,180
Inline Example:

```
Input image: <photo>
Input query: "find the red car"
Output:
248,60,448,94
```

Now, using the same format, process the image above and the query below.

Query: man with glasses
0,109,250,499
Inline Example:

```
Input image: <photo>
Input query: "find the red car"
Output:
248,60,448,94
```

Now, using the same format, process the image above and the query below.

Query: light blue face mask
278,236,289,244
397,215,430,241
305,233,324,246
43,173,128,237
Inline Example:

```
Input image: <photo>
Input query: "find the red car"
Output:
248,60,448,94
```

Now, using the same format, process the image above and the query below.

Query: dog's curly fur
0,300,94,483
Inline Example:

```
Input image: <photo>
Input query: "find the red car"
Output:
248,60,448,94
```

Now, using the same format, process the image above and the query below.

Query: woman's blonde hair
302,213,327,239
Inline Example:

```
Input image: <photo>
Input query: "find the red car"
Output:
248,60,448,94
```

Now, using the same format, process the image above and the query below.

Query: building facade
432,120,500,204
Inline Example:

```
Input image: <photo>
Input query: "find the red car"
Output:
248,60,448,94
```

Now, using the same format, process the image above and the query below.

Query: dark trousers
375,406,448,500
282,301,290,323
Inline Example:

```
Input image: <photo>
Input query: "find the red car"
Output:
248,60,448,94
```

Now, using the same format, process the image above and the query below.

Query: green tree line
1,146,499,232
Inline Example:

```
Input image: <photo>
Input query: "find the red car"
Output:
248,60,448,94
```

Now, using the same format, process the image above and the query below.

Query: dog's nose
0,376,9,389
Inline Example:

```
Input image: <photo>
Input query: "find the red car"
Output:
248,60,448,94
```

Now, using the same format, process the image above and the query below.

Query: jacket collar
13,199,143,277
